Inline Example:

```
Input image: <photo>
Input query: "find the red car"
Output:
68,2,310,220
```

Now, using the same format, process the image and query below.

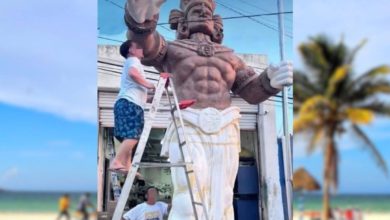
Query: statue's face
186,3,214,35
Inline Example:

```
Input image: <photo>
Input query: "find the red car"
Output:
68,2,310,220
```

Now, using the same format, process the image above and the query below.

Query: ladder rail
166,89,200,220
167,80,210,220
108,135,121,200
111,74,209,220
112,76,167,220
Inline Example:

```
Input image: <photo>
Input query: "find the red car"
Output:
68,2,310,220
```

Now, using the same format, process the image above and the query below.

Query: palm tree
294,35,390,220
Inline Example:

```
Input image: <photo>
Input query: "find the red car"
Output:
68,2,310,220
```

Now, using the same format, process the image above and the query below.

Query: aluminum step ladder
112,73,209,220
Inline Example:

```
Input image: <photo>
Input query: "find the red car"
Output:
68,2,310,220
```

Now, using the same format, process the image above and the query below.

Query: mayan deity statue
124,0,293,219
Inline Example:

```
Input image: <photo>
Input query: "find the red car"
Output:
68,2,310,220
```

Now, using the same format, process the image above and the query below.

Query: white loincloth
161,106,241,220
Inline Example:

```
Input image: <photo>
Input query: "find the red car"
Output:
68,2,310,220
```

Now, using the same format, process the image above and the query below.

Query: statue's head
169,0,224,43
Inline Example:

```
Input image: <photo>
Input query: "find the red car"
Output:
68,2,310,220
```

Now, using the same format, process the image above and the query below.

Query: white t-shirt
123,202,168,220
117,57,148,109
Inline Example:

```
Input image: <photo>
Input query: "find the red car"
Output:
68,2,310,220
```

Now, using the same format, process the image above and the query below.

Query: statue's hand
126,0,166,23
266,61,293,90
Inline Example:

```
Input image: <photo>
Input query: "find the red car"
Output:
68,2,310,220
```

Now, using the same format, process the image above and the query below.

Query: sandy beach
0,212,97,220
293,212,390,220
1,212,390,220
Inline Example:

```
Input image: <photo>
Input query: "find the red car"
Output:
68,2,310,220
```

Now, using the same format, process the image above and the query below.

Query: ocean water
293,193,390,213
0,191,97,213
1,191,389,213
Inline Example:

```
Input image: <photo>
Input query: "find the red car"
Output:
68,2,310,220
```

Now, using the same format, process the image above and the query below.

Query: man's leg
82,210,89,220
109,139,138,171
56,212,62,220
64,210,70,220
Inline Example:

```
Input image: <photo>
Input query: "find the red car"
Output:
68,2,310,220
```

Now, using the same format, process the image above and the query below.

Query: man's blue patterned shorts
114,98,144,142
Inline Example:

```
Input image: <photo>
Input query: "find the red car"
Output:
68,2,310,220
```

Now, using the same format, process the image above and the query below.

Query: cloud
0,0,97,123
70,151,85,160
0,167,20,184
18,150,53,158
294,0,390,72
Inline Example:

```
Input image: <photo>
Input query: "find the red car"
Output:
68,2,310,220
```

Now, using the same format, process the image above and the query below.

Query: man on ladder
109,39,155,175
121,0,293,219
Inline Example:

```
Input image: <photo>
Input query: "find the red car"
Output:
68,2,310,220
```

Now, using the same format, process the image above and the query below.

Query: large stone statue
124,0,293,219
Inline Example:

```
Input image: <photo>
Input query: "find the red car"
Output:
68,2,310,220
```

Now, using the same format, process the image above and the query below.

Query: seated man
123,186,170,220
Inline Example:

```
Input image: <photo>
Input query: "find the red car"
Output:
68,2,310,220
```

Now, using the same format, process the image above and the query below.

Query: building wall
96,45,286,219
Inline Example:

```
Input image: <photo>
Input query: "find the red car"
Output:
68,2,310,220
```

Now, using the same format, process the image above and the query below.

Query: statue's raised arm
125,0,167,70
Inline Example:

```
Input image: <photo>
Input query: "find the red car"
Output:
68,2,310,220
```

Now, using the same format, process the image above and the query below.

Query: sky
0,0,97,192
0,0,293,192
98,0,294,133
294,0,390,194
0,0,388,194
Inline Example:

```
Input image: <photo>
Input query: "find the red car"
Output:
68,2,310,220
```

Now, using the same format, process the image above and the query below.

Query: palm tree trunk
322,130,335,220
322,155,331,220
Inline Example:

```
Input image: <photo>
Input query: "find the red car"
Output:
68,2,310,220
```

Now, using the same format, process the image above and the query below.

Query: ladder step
179,141,186,147
193,202,203,206
186,170,194,174
135,162,192,168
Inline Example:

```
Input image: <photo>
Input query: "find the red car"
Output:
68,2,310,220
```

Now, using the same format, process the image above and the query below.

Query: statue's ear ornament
169,9,184,30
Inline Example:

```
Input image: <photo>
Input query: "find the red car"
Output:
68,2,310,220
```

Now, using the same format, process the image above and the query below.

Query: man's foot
135,172,143,179
108,166,142,178
109,160,128,174
108,167,128,175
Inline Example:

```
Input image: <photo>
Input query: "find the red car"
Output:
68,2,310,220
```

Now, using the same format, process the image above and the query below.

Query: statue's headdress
169,0,223,43
180,0,216,14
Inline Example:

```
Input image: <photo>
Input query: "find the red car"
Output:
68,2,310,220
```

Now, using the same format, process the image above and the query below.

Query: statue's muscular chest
165,40,238,83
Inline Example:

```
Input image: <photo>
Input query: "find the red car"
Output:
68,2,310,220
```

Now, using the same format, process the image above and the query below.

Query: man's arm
129,67,155,89
232,59,293,104
125,0,168,70
122,205,139,220
160,201,170,216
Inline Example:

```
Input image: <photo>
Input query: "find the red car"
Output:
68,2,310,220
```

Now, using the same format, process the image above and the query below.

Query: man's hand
148,83,156,91
126,0,166,23
266,61,293,90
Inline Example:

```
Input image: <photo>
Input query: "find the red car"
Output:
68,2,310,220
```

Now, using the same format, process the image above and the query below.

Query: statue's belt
174,107,241,134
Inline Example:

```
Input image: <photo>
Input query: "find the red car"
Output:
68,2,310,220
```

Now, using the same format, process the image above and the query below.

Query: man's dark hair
145,186,159,194
144,186,159,200
120,40,133,58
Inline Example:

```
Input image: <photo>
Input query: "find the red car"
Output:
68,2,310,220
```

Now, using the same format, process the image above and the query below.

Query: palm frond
294,71,321,103
307,127,325,154
345,108,374,124
353,65,390,86
356,102,390,116
351,124,388,175
346,39,367,65
294,112,320,132
346,81,390,103
325,65,350,98
298,42,328,76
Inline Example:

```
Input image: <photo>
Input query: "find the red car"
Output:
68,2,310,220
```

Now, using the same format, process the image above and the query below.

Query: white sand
293,212,390,220
0,212,97,220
